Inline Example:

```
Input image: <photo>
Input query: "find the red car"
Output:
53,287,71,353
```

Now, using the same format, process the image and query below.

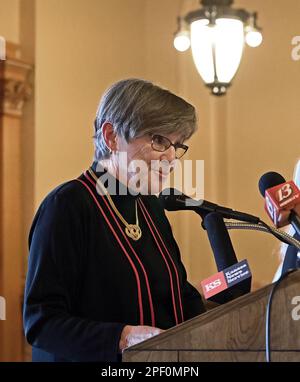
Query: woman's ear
101,122,117,151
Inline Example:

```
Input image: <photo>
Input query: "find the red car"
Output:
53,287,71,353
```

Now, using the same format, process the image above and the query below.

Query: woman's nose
161,145,176,162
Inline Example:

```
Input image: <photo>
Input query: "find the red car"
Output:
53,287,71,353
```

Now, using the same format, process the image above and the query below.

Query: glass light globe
190,18,244,84
245,30,263,47
174,31,190,52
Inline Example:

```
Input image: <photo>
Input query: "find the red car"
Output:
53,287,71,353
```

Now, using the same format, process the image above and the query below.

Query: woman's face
115,132,183,195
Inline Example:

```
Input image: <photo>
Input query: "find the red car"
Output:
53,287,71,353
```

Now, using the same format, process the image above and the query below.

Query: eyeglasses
151,134,188,159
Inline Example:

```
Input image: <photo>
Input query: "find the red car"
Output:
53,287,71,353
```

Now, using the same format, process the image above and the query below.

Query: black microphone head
159,188,183,199
258,171,286,197
158,188,186,211
203,212,237,271
158,188,201,211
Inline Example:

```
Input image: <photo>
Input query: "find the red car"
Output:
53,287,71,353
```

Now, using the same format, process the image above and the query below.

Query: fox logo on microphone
0,296,6,320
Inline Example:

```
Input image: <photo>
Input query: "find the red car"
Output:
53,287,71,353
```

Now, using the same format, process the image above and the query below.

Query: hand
277,204,300,227
119,325,164,352
277,208,291,227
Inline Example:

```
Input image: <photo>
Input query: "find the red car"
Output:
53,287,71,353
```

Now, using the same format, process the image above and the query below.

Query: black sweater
23,165,205,362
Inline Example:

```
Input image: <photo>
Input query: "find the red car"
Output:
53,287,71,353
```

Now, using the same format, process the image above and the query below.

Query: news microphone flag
201,259,252,304
264,181,300,227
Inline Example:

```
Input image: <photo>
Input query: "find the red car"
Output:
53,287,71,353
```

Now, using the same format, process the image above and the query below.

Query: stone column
0,42,32,361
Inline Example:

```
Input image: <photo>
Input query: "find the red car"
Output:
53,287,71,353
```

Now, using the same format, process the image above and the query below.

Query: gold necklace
88,168,142,241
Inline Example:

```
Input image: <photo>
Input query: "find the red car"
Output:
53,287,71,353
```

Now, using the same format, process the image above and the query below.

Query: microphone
258,171,300,236
159,188,260,224
200,212,252,304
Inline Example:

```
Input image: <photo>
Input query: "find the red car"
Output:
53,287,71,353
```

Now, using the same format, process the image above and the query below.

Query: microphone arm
224,221,300,250
159,192,260,224
159,188,300,248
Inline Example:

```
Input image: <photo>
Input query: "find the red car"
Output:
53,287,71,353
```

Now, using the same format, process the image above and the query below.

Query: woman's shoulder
36,177,94,217
50,178,88,197
29,178,94,241
43,178,86,202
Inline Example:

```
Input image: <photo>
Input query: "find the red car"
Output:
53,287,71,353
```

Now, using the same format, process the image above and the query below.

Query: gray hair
93,78,197,160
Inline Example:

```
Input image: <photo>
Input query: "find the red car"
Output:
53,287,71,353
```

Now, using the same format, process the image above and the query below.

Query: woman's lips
153,170,169,178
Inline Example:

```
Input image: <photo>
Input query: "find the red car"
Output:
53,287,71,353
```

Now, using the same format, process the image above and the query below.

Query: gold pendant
125,224,142,241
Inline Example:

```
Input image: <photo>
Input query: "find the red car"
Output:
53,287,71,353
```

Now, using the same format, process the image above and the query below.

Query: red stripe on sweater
76,178,144,325
138,198,184,323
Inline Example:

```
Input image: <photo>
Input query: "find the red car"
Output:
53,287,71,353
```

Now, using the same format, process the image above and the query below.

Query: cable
265,269,297,362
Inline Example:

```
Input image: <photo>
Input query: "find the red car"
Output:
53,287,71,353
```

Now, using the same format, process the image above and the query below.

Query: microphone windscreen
158,188,198,211
158,188,183,211
258,171,286,197
203,212,237,271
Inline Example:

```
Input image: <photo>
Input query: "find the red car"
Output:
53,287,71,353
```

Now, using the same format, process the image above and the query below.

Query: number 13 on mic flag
265,181,300,227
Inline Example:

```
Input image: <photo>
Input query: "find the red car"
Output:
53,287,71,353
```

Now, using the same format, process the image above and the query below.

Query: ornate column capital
0,42,33,117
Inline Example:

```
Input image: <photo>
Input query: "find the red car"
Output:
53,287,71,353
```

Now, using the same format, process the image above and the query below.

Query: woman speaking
23,79,205,362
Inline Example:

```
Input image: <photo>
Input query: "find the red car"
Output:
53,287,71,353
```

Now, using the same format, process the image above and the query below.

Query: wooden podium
123,270,300,362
